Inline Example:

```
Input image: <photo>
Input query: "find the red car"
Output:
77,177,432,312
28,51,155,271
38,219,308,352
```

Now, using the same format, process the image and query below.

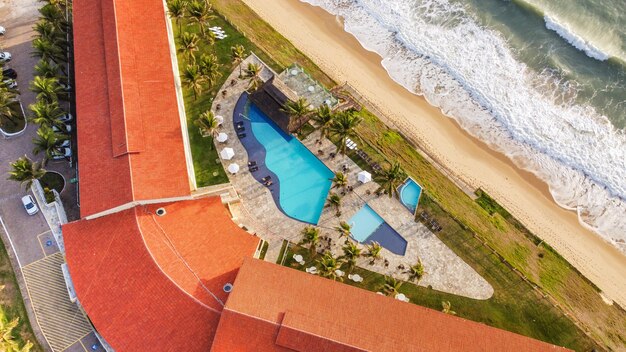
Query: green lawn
0,239,42,351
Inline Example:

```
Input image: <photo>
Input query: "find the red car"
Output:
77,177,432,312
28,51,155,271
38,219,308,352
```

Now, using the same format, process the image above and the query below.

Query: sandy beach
243,0,626,306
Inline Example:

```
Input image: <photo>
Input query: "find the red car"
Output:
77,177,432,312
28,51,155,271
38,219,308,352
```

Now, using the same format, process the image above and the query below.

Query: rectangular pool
348,204,407,256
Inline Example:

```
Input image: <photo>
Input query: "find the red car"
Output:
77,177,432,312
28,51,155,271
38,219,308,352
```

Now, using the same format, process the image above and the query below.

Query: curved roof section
212,258,571,352
63,197,259,351
73,0,192,217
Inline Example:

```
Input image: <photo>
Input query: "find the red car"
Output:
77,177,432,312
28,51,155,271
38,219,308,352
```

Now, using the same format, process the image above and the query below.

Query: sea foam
544,15,610,62
301,0,626,252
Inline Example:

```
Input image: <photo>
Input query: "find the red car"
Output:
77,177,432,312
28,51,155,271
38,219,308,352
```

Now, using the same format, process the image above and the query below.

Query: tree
341,241,361,273
32,125,68,164
300,226,320,256
29,100,64,127
365,241,382,262
194,110,218,141
181,64,205,100
375,162,406,198
407,259,425,283
31,37,65,64
330,171,347,190
198,53,222,89
316,252,343,281
0,307,33,352
381,276,402,296
7,156,46,189
38,4,67,31
166,0,187,32
335,221,352,240
312,104,334,140
178,32,200,64
0,88,20,129
245,63,263,91
231,44,246,78
33,19,66,47
441,301,457,315
34,59,61,79
326,192,342,216
30,76,62,103
187,0,214,36
330,110,362,155
281,97,310,133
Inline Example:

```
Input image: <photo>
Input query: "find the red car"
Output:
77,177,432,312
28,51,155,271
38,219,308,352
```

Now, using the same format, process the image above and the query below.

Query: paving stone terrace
210,56,493,299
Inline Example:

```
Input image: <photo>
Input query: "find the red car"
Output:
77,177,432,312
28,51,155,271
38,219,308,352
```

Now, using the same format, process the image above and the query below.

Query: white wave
301,0,626,253
544,15,610,62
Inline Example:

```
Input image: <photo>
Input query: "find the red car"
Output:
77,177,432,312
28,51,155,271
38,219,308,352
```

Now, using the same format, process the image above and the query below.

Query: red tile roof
211,258,572,352
63,197,259,351
73,0,192,218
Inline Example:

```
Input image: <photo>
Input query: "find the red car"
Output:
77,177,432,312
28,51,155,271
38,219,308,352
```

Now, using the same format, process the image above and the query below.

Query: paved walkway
211,57,493,299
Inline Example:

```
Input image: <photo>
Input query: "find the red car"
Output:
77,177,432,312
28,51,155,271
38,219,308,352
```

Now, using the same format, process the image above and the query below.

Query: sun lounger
237,133,246,138
264,180,273,187
248,161,257,166
237,125,245,131
262,176,272,182
249,166,258,172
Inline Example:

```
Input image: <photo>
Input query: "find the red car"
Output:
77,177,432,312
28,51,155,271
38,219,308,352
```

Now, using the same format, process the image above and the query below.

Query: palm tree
166,0,187,32
312,104,334,140
330,110,362,155
365,241,382,262
205,30,217,47
28,100,64,127
187,0,214,36
441,301,457,315
316,252,343,281
335,221,352,240
231,44,246,78
0,310,33,352
34,59,61,79
330,171,347,189
181,64,205,100
341,241,361,273
198,53,222,89
178,32,200,63
0,88,20,129
375,162,406,198
32,125,68,163
281,97,311,133
300,226,320,256
381,276,402,296
33,19,66,47
194,110,218,140
7,156,47,189
31,37,65,64
38,4,67,31
245,63,263,91
30,76,62,103
326,192,342,216
407,259,425,283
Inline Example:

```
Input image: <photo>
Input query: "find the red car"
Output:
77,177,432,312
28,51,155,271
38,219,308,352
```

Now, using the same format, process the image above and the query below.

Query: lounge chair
262,176,272,182
249,166,258,172
237,133,246,138
248,161,257,166
264,180,273,187
236,125,245,131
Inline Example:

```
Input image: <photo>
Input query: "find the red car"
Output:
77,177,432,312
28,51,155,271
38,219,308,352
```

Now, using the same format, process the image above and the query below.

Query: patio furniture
249,166,258,172
215,115,224,125
220,147,235,160
237,133,246,139
306,266,318,274
216,132,228,143
227,163,240,174
248,161,257,166
357,171,372,184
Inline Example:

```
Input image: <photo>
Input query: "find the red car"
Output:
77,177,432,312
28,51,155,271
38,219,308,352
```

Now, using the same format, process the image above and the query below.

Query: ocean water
301,0,626,252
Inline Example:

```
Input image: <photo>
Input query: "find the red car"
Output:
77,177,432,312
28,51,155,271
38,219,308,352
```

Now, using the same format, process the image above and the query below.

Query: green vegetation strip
0,236,41,351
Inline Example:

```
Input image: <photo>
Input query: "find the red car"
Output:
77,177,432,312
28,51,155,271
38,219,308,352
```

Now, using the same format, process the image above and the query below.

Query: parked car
0,52,12,62
59,113,73,123
3,79,17,89
59,82,72,92
52,123,72,133
0,26,5,36
21,195,39,215
58,139,70,148
51,147,72,160
2,68,17,79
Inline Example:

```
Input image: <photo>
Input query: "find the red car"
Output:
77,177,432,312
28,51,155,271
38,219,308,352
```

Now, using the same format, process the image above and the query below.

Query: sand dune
243,0,626,306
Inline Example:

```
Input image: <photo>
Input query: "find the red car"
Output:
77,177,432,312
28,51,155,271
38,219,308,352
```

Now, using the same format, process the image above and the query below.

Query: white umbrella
293,254,304,262
395,293,409,302
357,170,372,184
216,132,228,143
334,269,344,277
350,273,363,282
227,163,240,174
220,147,235,160
215,115,224,125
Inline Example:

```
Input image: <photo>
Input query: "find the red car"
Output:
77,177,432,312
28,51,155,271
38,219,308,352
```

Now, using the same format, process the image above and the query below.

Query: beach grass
0,234,42,351
203,2,625,349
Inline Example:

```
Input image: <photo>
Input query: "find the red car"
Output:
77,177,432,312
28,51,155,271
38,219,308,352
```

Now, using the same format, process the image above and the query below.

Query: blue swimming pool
399,178,422,214
348,204,407,256
245,101,333,224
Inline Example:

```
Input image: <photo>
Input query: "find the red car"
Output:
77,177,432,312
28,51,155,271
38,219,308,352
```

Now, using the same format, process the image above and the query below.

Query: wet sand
243,0,626,306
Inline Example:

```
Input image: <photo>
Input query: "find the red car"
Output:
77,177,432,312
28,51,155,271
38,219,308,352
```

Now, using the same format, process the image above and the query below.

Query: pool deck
211,56,493,300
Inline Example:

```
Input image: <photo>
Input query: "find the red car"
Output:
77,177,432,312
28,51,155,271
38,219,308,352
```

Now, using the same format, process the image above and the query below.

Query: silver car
21,195,39,215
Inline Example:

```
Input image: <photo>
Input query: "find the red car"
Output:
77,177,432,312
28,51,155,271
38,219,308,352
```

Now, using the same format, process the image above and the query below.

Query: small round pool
399,178,422,214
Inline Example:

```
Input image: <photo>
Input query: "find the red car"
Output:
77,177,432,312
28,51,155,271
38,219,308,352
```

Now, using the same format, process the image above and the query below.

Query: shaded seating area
249,76,305,134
